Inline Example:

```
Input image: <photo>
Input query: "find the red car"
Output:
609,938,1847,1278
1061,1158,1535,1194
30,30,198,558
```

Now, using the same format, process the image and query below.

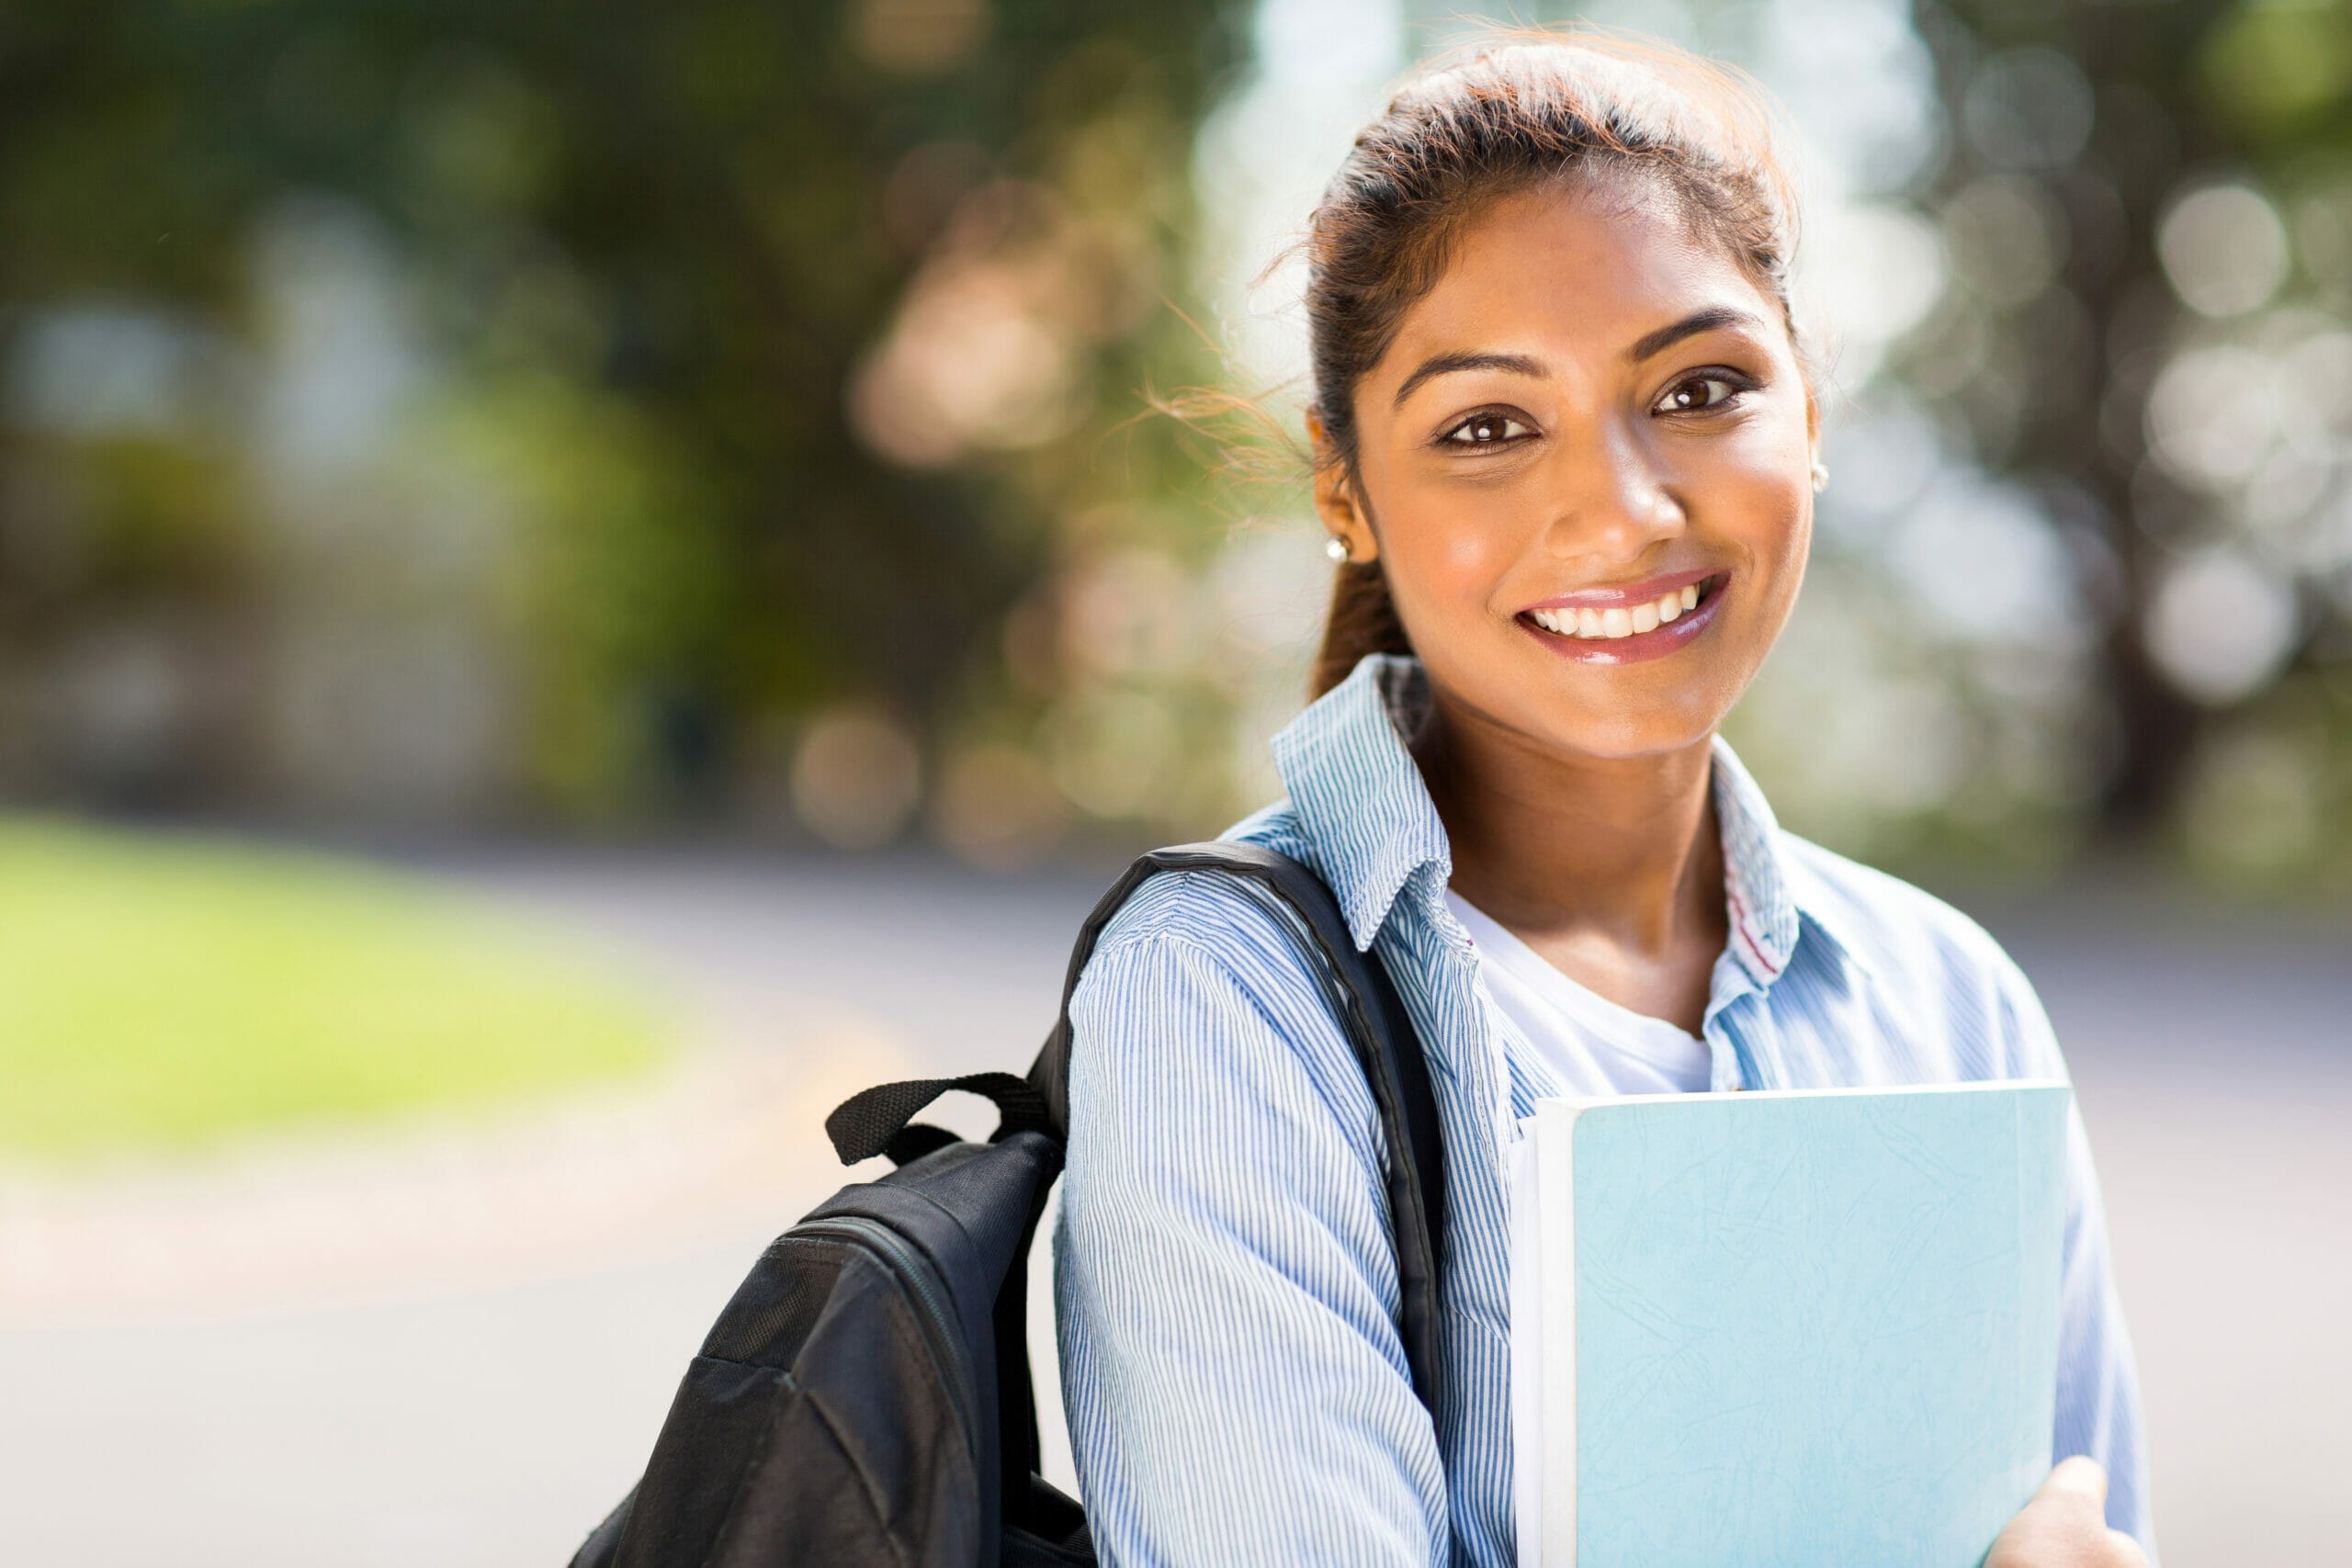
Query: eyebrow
1390,350,1544,412
1627,304,1773,367
1388,305,1775,413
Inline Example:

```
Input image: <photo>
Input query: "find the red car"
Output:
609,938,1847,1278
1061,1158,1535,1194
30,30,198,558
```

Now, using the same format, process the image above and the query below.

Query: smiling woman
1056,22,2160,1568
1306,166,1821,775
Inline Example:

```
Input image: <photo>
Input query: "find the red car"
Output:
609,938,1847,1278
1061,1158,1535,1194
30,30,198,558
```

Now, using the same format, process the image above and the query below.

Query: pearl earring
1325,536,1351,562
1810,458,1829,494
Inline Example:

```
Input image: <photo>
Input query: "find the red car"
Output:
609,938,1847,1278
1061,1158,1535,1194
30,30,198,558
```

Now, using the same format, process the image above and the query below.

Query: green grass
0,814,682,1164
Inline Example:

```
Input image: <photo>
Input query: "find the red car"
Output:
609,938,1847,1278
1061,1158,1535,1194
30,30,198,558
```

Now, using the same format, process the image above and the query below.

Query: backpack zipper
792,1215,981,1468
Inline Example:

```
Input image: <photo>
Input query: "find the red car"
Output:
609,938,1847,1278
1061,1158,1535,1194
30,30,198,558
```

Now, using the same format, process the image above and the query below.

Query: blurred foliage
0,0,1251,826
1900,0,2352,884
3,0,2349,889
0,813,676,1160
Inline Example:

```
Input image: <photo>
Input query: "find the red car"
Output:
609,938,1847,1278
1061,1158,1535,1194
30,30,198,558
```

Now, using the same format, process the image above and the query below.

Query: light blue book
1510,1079,2072,1567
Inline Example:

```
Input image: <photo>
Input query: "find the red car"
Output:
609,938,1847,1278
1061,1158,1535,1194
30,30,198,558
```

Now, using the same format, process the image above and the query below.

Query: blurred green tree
0,0,1250,824
1914,0,2352,865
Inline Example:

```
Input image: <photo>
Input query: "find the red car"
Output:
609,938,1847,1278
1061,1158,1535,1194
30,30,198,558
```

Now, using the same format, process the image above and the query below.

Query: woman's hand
1985,1456,2149,1568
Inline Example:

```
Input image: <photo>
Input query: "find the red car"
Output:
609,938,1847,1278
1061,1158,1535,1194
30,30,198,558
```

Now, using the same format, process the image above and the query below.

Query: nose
1536,419,1684,558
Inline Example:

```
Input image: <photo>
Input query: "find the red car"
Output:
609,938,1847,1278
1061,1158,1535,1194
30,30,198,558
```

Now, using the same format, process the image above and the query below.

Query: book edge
1535,1098,1598,1567
1538,1077,2070,1114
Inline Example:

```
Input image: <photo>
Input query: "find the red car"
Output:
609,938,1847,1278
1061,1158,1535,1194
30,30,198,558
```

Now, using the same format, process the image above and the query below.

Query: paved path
0,845,2342,1564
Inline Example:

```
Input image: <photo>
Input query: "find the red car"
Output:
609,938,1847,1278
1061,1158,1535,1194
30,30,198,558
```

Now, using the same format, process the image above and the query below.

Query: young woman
1052,29,2157,1568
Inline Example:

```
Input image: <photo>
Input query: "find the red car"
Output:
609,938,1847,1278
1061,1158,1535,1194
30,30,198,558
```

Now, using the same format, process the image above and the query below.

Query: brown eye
1655,374,1747,414
1441,412,1533,446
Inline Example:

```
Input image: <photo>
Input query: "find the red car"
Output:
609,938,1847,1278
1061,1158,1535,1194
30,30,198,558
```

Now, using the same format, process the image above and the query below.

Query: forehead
1375,175,1771,383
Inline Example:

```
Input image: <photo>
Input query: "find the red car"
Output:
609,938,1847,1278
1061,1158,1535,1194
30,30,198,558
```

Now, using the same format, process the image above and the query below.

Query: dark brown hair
1162,25,1823,699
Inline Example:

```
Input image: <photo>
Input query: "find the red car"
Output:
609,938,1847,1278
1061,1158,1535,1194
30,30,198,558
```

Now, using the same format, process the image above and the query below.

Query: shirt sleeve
1993,947,2162,1565
1052,912,1451,1567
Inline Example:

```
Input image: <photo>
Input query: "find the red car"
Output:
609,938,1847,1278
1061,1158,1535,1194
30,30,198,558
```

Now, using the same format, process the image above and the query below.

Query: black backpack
568,840,1448,1568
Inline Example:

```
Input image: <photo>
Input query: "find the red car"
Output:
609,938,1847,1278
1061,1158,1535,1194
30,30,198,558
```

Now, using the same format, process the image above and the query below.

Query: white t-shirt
1443,887,1714,1107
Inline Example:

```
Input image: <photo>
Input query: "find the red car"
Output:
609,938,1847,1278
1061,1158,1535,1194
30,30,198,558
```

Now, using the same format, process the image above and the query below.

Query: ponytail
1311,558,1412,699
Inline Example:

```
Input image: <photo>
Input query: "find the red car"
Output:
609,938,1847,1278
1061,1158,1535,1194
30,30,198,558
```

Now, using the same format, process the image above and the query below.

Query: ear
1804,379,1820,455
1305,405,1375,559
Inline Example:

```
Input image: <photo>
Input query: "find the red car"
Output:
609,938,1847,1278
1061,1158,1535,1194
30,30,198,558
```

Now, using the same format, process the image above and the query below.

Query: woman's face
1315,172,1818,760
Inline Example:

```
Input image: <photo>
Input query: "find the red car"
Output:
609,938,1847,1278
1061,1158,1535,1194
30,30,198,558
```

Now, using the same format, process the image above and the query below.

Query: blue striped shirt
1052,650,2158,1566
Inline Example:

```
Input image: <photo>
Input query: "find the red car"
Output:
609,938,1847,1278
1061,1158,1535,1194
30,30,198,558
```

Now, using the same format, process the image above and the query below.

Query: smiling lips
1517,570,1727,661
1521,567,1718,637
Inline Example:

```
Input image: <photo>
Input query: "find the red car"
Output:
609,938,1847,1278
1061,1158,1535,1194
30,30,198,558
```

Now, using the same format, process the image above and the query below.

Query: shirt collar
1268,651,1867,987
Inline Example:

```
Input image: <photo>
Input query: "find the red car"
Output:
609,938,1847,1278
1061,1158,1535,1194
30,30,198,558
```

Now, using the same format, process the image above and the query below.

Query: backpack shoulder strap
1025,840,1448,1416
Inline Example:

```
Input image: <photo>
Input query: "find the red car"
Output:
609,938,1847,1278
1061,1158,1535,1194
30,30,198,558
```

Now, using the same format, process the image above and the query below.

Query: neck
1408,682,1725,958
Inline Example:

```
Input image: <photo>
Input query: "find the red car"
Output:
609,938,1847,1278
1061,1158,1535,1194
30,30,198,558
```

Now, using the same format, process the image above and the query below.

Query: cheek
1705,434,1809,563
1728,487,1813,646
1745,488,1808,567
1442,526,1508,592
1392,503,1518,613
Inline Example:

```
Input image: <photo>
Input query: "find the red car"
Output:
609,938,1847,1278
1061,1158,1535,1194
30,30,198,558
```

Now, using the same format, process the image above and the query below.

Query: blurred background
1,0,2346,1562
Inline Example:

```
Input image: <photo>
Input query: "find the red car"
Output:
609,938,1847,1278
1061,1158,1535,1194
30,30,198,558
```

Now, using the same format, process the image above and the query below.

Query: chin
1488,683,1715,761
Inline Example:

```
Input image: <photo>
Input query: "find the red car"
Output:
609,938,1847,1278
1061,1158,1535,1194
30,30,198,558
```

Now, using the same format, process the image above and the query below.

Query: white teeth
1530,579,1713,640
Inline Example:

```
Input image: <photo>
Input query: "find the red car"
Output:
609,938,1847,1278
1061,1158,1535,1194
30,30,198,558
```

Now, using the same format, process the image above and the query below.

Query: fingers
2041,1453,2109,1509
1986,1457,2141,1568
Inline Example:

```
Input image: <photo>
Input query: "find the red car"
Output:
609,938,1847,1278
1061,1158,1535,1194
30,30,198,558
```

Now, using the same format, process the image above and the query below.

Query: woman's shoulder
1083,798,1327,986
1776,829,2064,1076
1067,798,1384,1131
1777,829,2012,967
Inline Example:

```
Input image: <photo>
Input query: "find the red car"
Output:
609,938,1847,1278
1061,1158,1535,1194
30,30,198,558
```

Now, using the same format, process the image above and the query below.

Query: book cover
1510,1079,2072,1567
